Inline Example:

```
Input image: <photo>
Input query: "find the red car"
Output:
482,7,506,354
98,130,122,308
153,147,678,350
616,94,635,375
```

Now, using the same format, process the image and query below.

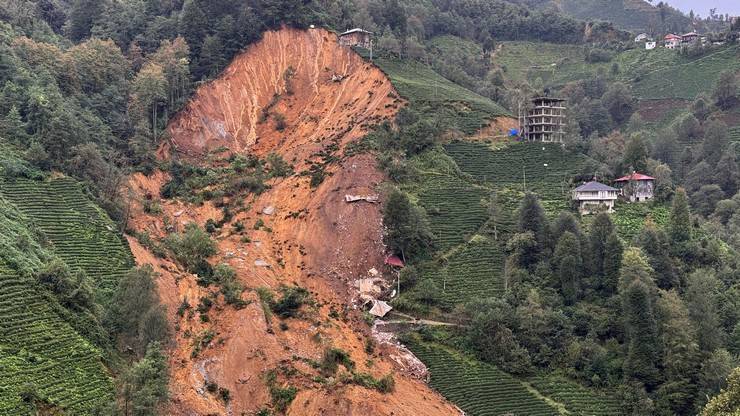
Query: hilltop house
646,41,657,50
664,34,681,49
635,33,649,42
572,181,619,214
682,31,699,44
614,172,655,202
339,28,373,49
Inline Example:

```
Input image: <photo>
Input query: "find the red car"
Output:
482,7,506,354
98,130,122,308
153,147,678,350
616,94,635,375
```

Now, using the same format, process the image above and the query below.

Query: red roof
614,172,655,182
384,255,405,268
664,34,681,40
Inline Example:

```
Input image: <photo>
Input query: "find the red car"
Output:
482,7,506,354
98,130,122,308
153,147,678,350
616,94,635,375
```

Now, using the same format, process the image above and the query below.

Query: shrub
165,223,216,276
266,152,293,178
274,113,287,131
350,372,395,393
271,286,311,318
321,347,355,374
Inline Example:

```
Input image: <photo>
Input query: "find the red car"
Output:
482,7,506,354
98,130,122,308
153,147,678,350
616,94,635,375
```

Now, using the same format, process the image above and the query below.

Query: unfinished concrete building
524,97,566,143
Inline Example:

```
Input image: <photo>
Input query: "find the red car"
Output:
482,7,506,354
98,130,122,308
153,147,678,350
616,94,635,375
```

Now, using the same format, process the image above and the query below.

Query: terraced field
632,46,740,100
405,339,558,416
445,141,590,233
730,126,740,143
0,261,114,413
414,173,490,252
374,57,509,134
528,374,621,416
420,236,506,305
0,178,133,301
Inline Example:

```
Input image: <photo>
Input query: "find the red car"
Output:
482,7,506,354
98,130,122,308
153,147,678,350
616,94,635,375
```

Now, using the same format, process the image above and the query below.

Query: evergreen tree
713,70,738,110
636,223,678,290
559,255,579,305
68,0,105,41
0,106,27,143
669,188,691,244
383,189,433,260
554,231,581,303
623,134,649,173
655,290,701,415
685,269,725,352
589,212,614,280
178,0,209,56
701,120,730,165
622,276,661,389
517,193,548,251
197,35,226,78
602,232,623,295
602,82,636,125
715,147,740,196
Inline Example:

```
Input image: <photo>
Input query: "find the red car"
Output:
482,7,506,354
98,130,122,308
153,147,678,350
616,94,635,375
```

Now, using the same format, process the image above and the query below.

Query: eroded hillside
127,28,459,415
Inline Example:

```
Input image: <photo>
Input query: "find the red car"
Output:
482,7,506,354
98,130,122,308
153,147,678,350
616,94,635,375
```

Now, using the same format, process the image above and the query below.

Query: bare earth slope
128,28,459,416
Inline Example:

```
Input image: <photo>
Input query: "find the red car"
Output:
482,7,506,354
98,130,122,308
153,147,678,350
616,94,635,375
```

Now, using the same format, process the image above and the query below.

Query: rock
174,210,184,217
262,205,275,215
254,259,270,267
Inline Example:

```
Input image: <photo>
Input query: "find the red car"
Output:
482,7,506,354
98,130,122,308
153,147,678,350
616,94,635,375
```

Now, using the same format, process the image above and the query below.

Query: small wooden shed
339,28,373,49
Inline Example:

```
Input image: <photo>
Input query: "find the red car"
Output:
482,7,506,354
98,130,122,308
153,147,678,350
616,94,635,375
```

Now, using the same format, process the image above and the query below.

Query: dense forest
1,0,740,414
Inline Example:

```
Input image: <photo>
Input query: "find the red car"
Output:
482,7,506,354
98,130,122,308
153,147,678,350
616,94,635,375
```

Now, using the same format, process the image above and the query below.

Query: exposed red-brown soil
465,117,518,142
126,28,459,416
637,98,690,123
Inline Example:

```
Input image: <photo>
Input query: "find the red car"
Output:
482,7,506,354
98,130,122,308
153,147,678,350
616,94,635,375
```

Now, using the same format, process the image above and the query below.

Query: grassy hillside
0,143,130,414
374,57,510,134
496,41,740,100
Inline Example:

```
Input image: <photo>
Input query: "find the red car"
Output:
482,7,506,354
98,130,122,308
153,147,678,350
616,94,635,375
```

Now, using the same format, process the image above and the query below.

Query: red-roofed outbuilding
384,255,405,268
614,172,655,202
614,173,655,182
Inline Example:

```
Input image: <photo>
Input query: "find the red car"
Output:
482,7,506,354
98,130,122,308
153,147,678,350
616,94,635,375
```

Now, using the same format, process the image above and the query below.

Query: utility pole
523,165,527,192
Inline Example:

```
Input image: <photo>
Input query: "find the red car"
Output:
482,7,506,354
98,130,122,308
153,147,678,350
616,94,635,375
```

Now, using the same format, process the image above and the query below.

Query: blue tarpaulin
509,128,519,136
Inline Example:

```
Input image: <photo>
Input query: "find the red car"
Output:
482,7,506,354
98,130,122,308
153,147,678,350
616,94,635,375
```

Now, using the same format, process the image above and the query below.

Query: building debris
331,74,345,82
344,194,379,203
369,300,393,317
368,267,379,276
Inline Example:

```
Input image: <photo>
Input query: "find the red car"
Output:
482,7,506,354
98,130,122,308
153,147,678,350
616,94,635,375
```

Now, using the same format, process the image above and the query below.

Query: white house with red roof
664,34,681,49
614,172,655,202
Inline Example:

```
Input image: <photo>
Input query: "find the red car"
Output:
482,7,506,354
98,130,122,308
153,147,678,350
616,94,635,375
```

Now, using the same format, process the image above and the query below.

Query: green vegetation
496,41,740,101
405,338,558,416
419,236,505,305
0,177,134,301
528,373,622,416
0,262,114,414
374,58,509,134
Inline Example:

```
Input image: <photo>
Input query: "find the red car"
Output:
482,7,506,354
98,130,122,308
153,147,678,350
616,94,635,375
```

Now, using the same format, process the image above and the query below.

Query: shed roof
614,172,655,182
340,28,373,36
574,181,618,192
665,34,681,40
